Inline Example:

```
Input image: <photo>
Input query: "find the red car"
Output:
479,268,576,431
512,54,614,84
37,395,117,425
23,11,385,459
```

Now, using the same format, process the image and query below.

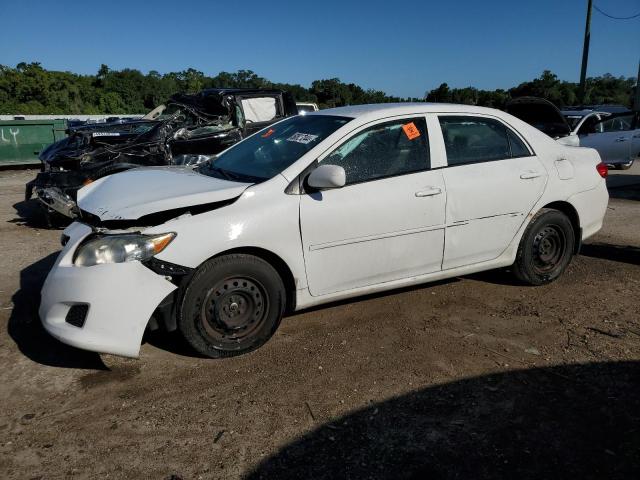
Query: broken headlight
74,233,176,267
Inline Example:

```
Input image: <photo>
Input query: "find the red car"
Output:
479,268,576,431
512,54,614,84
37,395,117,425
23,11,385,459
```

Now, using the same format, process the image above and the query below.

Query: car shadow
247,361,640,480
287,278,459,318
7,252,107,370
10,200,68,229
607,175,640,201
580,243,640,266
464,267,523,286
143,330,208,359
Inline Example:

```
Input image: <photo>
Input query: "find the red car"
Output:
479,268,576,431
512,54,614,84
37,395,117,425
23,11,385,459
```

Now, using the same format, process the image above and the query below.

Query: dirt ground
0,166,639,479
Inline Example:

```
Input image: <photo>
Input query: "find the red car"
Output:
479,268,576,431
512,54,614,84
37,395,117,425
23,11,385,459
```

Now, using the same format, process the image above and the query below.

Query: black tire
177,254,286,358
513,208,575,286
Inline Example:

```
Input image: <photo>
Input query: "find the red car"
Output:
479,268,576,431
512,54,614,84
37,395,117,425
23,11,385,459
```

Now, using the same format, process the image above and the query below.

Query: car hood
505,97,572,139
77,167,252,221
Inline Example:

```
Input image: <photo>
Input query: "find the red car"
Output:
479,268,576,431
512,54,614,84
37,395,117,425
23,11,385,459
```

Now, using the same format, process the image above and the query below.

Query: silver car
561,110,610,136
577,111,640,169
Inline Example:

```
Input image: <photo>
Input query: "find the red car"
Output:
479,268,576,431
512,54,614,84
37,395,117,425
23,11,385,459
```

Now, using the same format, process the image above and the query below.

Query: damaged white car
40,104,609,358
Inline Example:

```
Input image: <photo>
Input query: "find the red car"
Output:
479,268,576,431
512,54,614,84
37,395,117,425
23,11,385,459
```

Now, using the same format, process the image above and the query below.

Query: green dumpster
0,119,67,166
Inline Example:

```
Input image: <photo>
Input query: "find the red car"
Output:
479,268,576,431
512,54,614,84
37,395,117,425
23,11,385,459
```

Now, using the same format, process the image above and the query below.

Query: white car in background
296,102,319,114
40,103,609,359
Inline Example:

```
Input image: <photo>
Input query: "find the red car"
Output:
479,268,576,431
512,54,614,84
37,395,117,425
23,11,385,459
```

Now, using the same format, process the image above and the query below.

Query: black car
26,88,298,220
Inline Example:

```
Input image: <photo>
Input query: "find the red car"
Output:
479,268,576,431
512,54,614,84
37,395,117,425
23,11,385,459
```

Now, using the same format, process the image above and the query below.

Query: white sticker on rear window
92,132,121,137
286,133,318,144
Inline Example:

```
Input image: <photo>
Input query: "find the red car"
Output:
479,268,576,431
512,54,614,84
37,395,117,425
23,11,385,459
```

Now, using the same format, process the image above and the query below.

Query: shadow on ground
607,176,640,201
248,361,640,480
465,267,521,286
581,243,640,266
10,200,69,229
143,330,207,359
7,252,106,369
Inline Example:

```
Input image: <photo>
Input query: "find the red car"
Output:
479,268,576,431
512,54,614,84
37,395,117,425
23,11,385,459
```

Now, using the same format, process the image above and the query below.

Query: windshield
198,115,352,182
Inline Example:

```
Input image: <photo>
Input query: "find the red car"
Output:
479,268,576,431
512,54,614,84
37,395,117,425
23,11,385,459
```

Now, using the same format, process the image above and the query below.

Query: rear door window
599,114,633,132
439,116,531,166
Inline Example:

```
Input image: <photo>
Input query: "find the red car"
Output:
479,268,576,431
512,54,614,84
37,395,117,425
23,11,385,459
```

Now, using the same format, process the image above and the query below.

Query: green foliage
0,63,635,114
427,70,636,109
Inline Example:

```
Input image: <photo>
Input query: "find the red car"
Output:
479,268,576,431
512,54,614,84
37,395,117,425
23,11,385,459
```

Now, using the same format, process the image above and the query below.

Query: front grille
65,304,88,328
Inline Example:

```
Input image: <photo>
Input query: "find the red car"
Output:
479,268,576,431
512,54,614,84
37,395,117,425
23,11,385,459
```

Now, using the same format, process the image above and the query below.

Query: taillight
596,162,608,178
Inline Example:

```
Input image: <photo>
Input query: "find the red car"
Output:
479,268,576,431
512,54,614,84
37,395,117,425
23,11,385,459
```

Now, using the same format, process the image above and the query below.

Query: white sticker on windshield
286,133,318,144
92,132,121,137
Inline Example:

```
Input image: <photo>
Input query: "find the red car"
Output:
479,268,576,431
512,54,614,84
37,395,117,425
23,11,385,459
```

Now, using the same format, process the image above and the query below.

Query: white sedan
40,104,609,358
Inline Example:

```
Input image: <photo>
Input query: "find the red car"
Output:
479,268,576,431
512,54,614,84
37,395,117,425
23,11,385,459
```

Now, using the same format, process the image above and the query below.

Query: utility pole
635,58,640,111
579,0,593,105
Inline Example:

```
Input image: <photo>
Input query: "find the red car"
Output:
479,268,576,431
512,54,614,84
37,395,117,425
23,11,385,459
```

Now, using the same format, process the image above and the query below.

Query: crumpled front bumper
26,169,88,200
39,222,177,357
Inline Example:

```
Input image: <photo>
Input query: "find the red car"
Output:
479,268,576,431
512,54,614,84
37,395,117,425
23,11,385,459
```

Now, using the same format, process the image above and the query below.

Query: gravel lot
1,165,639,479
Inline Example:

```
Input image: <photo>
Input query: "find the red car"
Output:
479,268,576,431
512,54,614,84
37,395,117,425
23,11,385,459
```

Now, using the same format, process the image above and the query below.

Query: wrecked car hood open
505,97,573,139
78,167,252,222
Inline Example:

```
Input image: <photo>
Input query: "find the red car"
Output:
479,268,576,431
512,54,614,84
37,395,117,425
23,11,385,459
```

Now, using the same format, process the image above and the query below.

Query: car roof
309,102,503,120
200,88,285,96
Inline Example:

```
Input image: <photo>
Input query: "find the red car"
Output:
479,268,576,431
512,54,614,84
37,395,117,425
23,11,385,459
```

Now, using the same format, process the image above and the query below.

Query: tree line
0,62,636,115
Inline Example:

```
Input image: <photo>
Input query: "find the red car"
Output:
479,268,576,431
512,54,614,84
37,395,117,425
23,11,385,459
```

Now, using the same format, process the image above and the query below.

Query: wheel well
214,247,297,313
541,201,581,253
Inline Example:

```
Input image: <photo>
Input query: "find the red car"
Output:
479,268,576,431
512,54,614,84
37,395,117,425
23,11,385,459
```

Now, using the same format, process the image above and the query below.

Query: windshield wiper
200,164,266,184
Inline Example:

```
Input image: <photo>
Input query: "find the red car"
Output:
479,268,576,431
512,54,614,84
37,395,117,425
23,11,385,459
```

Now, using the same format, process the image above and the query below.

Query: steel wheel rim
200,276,269,348
532,224,566,274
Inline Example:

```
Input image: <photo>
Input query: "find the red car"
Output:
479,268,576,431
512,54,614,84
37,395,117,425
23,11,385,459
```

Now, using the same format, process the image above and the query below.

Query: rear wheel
177,254,286,358
513,209,575,285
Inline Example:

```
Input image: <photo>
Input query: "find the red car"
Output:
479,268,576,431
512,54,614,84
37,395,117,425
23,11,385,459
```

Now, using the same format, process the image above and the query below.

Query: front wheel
513,209,575,285
177,254,286,358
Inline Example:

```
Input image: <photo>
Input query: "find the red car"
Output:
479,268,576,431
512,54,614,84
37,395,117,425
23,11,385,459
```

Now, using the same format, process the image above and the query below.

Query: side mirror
307,164,346,190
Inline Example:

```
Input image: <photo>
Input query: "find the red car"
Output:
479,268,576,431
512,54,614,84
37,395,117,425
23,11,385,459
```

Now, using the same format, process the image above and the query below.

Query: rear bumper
39,222,177,357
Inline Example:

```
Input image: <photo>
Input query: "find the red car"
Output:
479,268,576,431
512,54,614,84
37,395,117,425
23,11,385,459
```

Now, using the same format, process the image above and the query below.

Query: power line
593,4,640,20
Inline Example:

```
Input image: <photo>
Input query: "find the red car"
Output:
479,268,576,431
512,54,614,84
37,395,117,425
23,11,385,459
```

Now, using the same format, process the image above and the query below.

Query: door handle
615,137,629,142
633,134,640,138
520,171,542,179
415,187,442,197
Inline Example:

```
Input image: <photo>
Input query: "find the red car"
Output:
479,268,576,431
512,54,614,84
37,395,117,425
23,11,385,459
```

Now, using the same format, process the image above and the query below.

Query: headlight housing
74,232,176,267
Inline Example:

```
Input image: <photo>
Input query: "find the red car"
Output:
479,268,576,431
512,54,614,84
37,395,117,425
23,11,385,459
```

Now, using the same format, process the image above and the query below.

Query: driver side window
599,114,633,132
322,118,430,185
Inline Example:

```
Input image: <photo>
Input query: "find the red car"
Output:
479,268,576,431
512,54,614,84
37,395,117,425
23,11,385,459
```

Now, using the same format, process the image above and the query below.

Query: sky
1,0,638,98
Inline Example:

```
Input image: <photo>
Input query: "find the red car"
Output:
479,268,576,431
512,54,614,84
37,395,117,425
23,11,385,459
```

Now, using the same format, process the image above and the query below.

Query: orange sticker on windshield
402,122,421,140
261,128,275,138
